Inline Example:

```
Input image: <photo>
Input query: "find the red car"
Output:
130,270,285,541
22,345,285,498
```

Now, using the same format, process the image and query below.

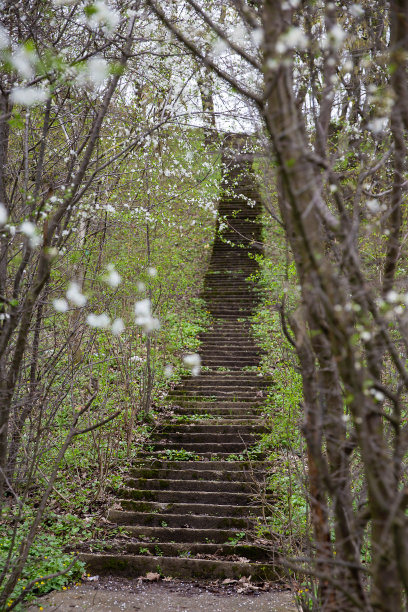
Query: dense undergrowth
250,157,310,572
0,128,221,609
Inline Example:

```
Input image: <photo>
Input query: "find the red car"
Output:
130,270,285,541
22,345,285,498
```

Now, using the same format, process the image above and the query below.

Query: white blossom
86,1,120,34
111,317,125,336
282,0,300,7
212,38,228,56
385,290,399,304
20,220,40,247
104,264,121,288
371,389,385,402
66,282,87,307
350,4,364,17
0,25,10,50
360,331,371,341
231,24,246,44
53,0,78,5
343,59,353,72
11,46,36,79
0,203,8,225
77,56,109,88
134,298,160,333
276,27,308,53
53,298,69,313
86,312,110,328
147,266,157,277
183,353,201,376
329,24,346,50
10,87,50,107
366,199,380,214
368,117,388,134
137,281,146,292
164,364,173,377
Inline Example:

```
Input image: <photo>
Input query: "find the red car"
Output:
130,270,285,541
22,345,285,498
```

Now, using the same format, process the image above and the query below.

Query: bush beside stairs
79,151,281,582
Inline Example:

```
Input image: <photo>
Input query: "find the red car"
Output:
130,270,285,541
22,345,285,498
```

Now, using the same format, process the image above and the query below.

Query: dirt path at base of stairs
25,578,296,611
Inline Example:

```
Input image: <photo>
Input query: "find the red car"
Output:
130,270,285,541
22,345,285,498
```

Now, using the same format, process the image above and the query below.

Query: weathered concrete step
168,418,265,426
124,525,237,543
205,299,257,305
202,295,255,301
200,343,259,350
200,330,255,335
117,488,258,505
173,409,263,417
179,377,269,385
140,451,266,460
129,468,267,482
182,371,268,378
199,341,257,347
171,399,264,406
204,273,256,279
199,330,254,334
108,509,250,529
198,352,261,359
79,553,279,581
180,373,270,381
171,381,265,389
209,255,257,261
152,433,257,444
119,499,261,517
160,424,267,434
207,309,255,315
150,442,259,453
169,397,264,405
131,460,270,471
124,477,260,493
199,332,255,338
169,389,265,398
201,361,260,367
208,258,257,264
201,355,260,361
122,541,269,562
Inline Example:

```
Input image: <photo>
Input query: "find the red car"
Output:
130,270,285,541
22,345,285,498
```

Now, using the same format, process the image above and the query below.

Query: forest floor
25,577,296,611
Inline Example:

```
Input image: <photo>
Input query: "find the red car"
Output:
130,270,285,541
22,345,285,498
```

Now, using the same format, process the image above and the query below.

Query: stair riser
80,554,281,581
124,478,259,492
120,500,259,517
108,510,250,529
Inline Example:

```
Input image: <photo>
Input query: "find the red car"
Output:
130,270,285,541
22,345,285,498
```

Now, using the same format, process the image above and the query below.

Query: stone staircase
80,151,279,581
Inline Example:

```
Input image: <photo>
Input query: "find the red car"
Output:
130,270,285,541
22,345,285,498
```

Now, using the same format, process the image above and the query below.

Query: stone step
124,525,239,543
151,433,258,444
173,408,264,417
150,442,259,453
179,377,269,386
160,424,267,434
123,477,261,493
119,499,262,517
168,397,263,405
129,468,268,482
131,460,270,471
169,389,265,398
180,373,269,380
79,553,279,581
181,371,267,377
168,418,265,426
108,509,250,530
121,541,269,562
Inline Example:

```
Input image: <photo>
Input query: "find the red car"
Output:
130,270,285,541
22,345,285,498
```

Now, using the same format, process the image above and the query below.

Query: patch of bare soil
25,576,296,611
